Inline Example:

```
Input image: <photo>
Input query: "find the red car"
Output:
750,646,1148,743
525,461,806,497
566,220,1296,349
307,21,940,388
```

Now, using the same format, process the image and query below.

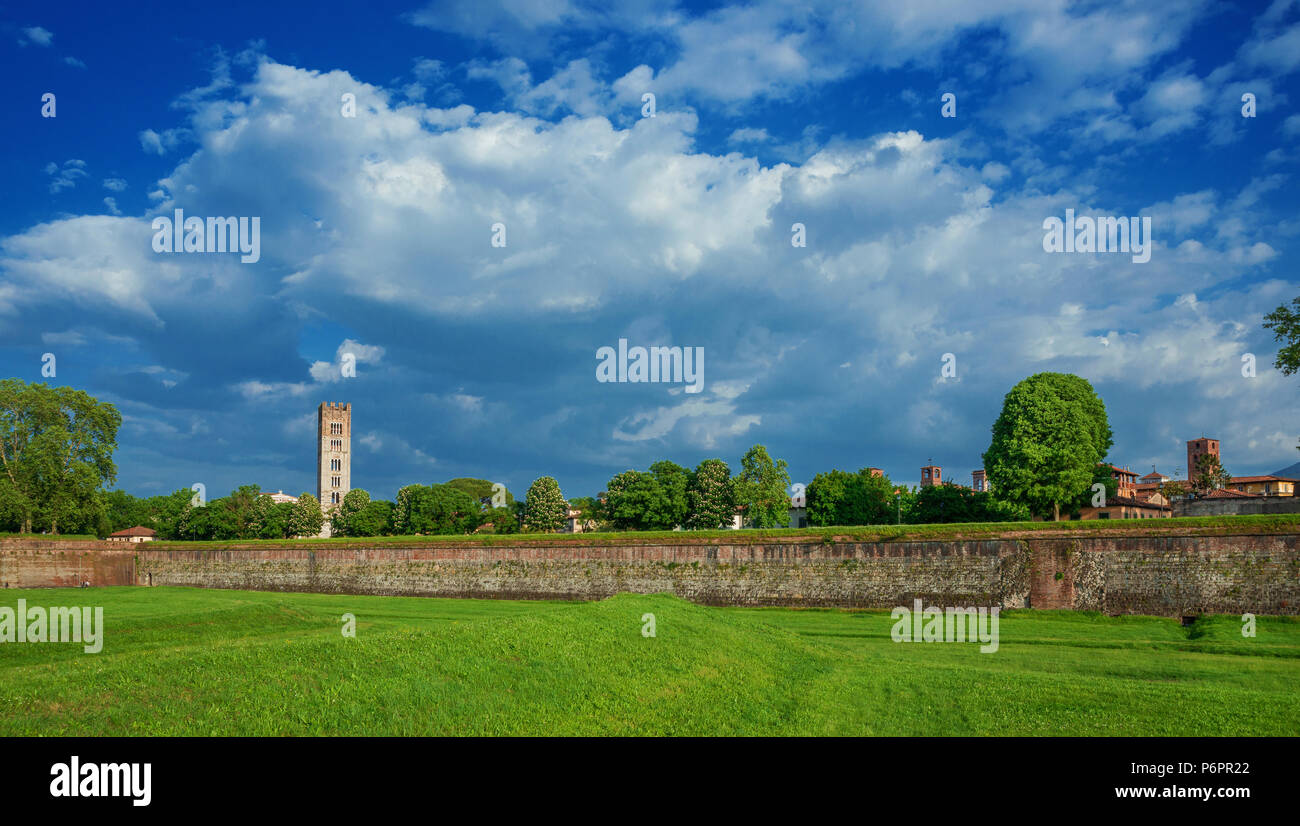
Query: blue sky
2,0,1298,502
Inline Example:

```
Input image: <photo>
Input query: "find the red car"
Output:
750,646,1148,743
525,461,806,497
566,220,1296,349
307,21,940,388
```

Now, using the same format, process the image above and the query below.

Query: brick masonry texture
1173,498,1300,517
2,533,1296,616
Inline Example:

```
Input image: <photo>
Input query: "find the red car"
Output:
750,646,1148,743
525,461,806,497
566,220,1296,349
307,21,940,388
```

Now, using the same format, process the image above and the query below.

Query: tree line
5,293,1297,539
92,479,525,541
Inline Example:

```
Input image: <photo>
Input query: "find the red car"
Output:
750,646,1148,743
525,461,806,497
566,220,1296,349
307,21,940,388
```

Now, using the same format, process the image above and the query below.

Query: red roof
1229,475,1298,484
109,525,157,537
1204,489,1261,499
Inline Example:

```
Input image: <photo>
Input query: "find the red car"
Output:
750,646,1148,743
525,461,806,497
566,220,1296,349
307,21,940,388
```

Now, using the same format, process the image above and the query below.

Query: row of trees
92,479,519,541
804,468,1031,526
88,367,1257,539
592,444,1035,530
100,487,326,540
8,291,1299,539
594,446,792,531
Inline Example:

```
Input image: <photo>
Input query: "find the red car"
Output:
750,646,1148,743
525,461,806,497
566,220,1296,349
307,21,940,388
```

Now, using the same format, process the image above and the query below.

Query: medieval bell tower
317,402,351,511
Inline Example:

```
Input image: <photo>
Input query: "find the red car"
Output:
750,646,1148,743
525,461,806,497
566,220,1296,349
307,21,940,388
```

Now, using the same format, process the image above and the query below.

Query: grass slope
1,587,1297,736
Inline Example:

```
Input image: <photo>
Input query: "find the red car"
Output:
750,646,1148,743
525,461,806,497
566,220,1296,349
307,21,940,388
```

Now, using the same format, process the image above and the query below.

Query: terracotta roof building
106,526,157,543
1080,494,1171,520
1227,476,1296,497
1107,465,1139,498
1203,487,1262,499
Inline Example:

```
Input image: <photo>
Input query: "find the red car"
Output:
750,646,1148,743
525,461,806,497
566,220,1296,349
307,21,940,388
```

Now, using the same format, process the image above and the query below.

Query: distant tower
318,402,351,511
921,464,942,487
972,469,988,492
1186,437,1219,480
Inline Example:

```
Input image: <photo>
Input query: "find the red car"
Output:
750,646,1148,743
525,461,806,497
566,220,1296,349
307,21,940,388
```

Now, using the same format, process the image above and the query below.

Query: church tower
1186,436,1219,481
317,402,351,511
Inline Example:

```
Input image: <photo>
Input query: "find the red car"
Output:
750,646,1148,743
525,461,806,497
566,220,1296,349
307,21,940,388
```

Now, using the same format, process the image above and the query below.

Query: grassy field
1,586,1297,736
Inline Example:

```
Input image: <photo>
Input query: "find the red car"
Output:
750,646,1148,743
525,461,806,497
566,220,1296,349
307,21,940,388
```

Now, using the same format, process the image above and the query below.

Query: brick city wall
2,533,1297,615
1173,497,1300,517
0,540,137,589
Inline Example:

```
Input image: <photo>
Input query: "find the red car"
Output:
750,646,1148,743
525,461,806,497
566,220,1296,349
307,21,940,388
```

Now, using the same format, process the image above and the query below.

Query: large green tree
173,485,270,540
840,471,899,525
478,505,520,534
983,373,1112,521
349,500,394,536
648,460,690,529
523,476,567,532
806,468,852,526
330,489,371,536
0,380,121,533
102,489,150,535
290,493,325,537
425,484,481,534
685,458,735,529
908,482,1030,524
254,500,296,539
602,462,691,531
149,489,199,538
1264,296,1300,451
392,485,421,534
444,478,514,508
734,444,792,528
807,467,898,526
602,470,654,530
103,488,193,539
1264,296,1300,375
391,484,480,534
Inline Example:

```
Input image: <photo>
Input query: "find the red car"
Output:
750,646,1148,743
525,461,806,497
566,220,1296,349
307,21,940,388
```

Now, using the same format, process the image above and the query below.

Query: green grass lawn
1,587,1297,736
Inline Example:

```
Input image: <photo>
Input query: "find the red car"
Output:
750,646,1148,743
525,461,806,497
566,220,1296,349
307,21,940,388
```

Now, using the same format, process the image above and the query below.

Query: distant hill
1271,460,1300,479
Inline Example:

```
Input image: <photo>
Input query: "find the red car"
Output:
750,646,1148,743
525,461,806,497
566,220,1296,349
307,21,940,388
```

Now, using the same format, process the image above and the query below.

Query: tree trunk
1053,502,1060,521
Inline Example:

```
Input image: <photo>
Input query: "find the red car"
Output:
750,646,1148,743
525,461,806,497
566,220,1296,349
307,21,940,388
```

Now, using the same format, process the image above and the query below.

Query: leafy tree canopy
444,478,514,508
734,444,792,529
1264,296,1300,376
0,380,120,534
523,476,567,532
983,373,1111,521
685,458,735,530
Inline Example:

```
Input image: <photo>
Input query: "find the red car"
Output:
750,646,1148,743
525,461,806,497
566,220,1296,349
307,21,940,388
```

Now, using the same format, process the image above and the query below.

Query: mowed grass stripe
0,588,1296,736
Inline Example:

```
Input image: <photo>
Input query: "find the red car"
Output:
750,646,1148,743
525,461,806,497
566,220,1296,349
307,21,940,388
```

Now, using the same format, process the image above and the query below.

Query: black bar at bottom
0,737,1287,814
